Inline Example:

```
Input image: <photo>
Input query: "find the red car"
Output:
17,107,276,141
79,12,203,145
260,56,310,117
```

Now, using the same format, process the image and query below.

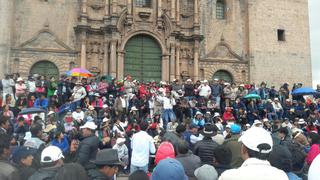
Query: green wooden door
124,35,162,82
30,61,59,79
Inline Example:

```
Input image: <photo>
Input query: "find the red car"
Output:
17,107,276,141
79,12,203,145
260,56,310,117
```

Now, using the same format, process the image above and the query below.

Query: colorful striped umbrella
66,68,93,78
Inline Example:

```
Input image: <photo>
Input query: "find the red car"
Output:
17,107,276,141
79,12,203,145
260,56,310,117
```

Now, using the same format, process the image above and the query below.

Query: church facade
0,0,312,86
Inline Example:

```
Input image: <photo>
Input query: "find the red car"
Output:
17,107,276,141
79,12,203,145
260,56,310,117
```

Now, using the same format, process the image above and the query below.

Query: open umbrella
19,108,46,115
292,87,316,96
244,93,261,99
66,68,93,78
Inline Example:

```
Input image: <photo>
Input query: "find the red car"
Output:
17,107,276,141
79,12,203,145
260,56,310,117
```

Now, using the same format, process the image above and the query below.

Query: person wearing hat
76,121,99,170
272,98,284,120
29,146,64,180
88,149,122,180
193,123,219,166
15,77,27,98
192,111,205,129
92,93,103,109
72,81,87,107
12,146,36,180
112,138,129,173
72,106,85,127
156,90,176,130
198,79,211,99
219,127,288,180
84,105,97,122
184,78,194,101
151,158,188,180
194,164,219,180
223,124,243,168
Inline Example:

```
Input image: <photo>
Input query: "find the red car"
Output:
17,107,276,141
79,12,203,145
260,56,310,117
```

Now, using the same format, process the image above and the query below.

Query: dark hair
128,170,149,180
268,145,292,172
309,132,320,145
245,145,270,160
0,116,9,126
278,127,289,136
140,121,149,131
0,134,11,155
177,140,189,154
30,123,42,137
176,124,186,134
213,145,232,165
55,163,88,180
287,143,307,171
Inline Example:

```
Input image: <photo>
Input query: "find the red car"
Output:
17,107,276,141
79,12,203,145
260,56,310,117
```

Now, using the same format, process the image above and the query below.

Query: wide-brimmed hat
17,77,24,82
200,124,218,137
298,119,306,125
91,149,122,166
43,124,57,133
80,121,97,130
88,105,95,110
213,112,220,118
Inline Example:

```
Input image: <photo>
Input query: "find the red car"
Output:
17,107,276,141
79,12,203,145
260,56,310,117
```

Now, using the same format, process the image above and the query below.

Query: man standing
219,127,288,180
157,91,176,130
130,121,156,173
1,74,15,106
88,149,122,180
76,121,99,170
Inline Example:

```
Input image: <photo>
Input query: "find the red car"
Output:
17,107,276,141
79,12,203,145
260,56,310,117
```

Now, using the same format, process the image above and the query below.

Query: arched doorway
124,35,162,82
30,60,59,78
213,70,233,82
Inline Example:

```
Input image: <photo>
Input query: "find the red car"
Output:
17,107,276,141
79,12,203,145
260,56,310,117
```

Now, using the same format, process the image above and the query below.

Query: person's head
239,127,273,161
194,164,218,180
278,127,289,140
0,116,10,130
140,121,149,131
55,163,88,180
40,94,46,100
268,145,292,173
12,146,35,167
92,149,121,178
177,140,189,155
128,170,149,180
0,133,12,158
41,146,64,168
54,129,64,140
308,132,320,145
30,123,43,138
176,124,186,134
213,145,232,166
189,124,198,134
152,158,187,180
80,122,97,137
287,143,307,172
2,104,10,112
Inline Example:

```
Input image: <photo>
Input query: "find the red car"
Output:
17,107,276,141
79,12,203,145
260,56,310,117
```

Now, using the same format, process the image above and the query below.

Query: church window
135,0,152,8
277,29,286,41
216,0,225,19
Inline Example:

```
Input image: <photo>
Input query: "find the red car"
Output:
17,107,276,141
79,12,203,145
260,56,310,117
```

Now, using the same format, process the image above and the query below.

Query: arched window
216,0,225,20
213,70,233,82
135,0,152,8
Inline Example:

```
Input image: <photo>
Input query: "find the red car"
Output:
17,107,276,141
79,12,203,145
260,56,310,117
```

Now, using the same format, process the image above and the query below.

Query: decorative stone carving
88,0,105,10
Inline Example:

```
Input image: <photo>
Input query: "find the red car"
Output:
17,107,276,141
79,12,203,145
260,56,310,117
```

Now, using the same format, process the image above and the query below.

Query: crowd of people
1,73,320,180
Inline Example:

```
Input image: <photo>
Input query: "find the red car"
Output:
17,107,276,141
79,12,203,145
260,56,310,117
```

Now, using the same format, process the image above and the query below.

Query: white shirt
72,111,84,121
157,96,176,109
72,86,87,101
219,158,289,180
27,81,36,93
131,131,156,167
308,154,320,180
120,97,126,108
198,84,212,97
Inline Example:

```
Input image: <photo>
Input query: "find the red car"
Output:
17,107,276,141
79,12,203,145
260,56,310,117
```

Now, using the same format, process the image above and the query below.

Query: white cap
130,106,138,112
17,77,24,82
102,104,108,108
41,146,64,163
186,79,192,82
102,117,110,123
195,111,203,116
116,138,126,144
47,111,55,116
239,127,273,153
213,112,220,118
298,119,305,124
253,120,263,126
203,79,208,83
80,121,97,130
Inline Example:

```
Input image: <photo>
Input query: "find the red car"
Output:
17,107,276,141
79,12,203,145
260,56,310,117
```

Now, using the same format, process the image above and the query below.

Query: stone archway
124,34,162,82
212,70,233,82
30,60,59,78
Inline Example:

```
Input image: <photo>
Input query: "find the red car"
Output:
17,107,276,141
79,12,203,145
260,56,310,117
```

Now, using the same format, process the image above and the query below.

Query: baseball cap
194,164,218,180
238,127,273,153
151,158,188,180
12,146,36,164
80,121,97,130
41,146,64,163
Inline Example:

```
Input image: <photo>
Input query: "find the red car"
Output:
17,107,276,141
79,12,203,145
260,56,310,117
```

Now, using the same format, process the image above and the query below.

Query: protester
194,164,219,180
223,124,243,168
12,146,36,180
151,158,188,180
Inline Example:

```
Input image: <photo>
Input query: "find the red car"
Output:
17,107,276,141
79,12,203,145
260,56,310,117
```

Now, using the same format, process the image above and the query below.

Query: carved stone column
103,39,109,74
171,0,176,20
105,0,109,16
110,40,117,78
176,0,180,24
80,32,87,68
193,40,200,81
117,51,125,80
194,0,199,25
175,43,180,79
162,54,170,82
112,0,117,15
82,0,87,14
170,43,176,81
158,0,162,18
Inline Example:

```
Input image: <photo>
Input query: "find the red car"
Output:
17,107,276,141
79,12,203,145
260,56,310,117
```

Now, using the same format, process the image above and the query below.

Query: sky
309,0,320,88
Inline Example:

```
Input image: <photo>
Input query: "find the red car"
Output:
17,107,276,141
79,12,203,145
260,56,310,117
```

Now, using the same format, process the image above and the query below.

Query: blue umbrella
292,87,317,96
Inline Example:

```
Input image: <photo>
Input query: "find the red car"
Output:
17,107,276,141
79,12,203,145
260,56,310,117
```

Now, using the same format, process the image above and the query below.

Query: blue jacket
51,136,69,154
34,98,48,109
192,118,205,128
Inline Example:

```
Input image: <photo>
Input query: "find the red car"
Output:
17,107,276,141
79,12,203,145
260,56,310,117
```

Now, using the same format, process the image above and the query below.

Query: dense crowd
0,73,320,180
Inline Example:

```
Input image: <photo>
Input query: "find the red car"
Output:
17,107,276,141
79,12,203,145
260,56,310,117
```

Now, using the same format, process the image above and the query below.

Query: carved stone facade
0,0,312,86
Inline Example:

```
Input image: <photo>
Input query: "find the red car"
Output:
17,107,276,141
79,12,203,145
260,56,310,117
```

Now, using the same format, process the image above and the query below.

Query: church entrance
124,35,162,82
30,60,59,78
